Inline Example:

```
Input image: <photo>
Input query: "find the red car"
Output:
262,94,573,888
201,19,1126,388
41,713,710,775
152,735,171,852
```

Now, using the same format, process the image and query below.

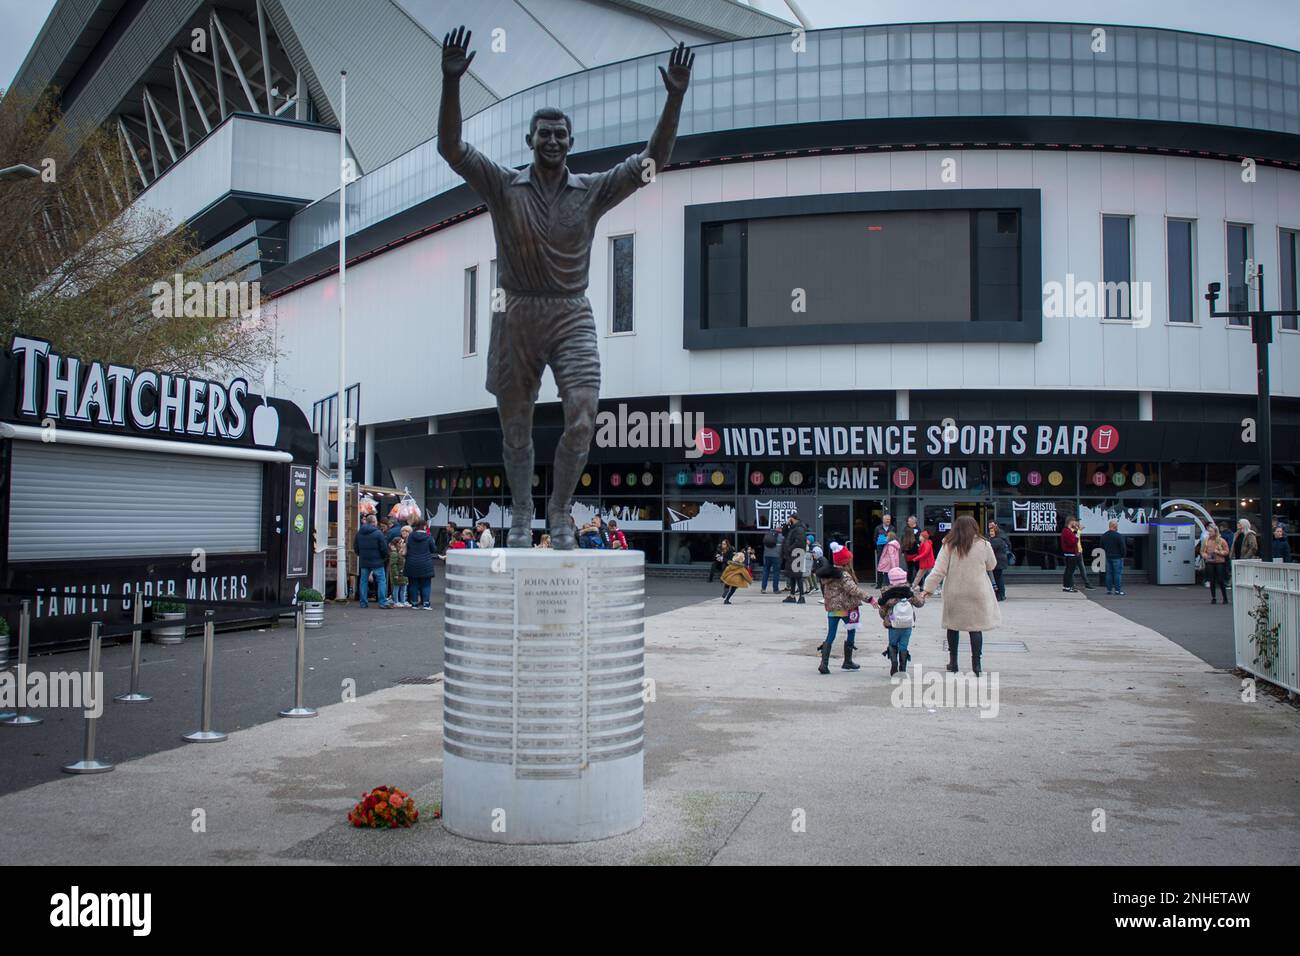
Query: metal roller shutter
7,441,264,562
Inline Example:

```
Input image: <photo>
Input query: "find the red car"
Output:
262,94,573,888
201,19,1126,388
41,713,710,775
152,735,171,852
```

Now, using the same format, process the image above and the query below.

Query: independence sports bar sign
693,420,1290,463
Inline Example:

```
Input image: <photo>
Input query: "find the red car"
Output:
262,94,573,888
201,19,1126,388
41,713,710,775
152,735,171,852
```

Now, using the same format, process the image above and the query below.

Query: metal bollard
181,611,227,743
115,598,152,703
62,622,113,774
1,600,42,727
279,606,318,718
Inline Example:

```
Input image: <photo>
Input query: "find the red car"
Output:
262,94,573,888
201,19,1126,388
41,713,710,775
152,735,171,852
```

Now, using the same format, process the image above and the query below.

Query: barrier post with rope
62,621,114,774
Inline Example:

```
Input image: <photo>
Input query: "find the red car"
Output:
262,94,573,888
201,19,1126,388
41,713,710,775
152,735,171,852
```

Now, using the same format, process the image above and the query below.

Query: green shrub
153,598,186,614
298,588,324,603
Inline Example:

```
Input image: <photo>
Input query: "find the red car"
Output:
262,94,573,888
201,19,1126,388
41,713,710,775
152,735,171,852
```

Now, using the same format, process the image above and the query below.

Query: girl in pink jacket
876,531,901,587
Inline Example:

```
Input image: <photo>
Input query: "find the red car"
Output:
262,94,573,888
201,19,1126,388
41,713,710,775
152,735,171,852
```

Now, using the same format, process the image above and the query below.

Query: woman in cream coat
921,514,1000,675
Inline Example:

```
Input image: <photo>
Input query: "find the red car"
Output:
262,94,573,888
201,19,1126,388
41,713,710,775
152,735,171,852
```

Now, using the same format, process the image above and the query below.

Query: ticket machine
1148,518,1197,585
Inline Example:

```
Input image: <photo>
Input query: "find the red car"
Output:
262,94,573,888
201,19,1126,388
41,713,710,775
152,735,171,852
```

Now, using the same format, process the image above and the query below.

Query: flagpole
335,70,348,602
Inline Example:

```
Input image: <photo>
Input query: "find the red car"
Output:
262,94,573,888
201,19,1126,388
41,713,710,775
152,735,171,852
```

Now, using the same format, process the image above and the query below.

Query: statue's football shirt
448,143,645,296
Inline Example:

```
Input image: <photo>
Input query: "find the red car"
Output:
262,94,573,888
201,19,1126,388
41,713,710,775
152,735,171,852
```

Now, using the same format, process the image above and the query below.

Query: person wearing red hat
814,541,876,674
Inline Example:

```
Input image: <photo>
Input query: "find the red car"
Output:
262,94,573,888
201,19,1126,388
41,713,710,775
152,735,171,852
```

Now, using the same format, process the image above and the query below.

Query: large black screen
703,207,1020,331
746,210,973,326
687,187,1043,350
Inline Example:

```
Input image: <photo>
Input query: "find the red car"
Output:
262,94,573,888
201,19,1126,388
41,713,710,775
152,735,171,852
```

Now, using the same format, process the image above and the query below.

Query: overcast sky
4,0,1299,93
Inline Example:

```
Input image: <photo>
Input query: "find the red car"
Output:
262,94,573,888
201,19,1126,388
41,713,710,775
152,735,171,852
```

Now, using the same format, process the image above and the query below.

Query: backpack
888,599,915,629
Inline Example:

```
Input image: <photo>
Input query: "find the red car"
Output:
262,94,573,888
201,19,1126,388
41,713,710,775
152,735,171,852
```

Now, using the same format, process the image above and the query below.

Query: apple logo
252,396,280,447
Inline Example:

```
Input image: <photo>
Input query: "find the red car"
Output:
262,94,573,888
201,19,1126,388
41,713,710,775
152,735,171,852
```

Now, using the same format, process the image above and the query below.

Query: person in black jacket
987,521,1011,601
354,516,392,608
1100,519,1127,595
591,513,612,550
435,522,456,555
781,513,808,604
1272,525,1292,563
404,519,438,610
901,516,921,583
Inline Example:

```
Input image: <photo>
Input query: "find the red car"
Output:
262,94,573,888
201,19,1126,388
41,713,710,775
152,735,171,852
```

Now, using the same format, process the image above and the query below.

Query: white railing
1232,559,1300,695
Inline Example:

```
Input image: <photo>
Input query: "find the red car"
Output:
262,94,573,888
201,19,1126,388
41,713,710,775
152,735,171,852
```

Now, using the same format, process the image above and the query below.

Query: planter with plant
299,588,325,629
1247,584,1281,679
151,597,188,645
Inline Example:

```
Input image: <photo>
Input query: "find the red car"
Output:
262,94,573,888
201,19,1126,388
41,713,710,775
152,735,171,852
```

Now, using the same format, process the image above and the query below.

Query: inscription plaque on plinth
442,549,645,843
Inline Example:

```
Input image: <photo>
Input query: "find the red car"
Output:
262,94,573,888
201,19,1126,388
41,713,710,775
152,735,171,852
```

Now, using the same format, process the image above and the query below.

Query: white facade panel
132,117,339,230
268,150,1300,428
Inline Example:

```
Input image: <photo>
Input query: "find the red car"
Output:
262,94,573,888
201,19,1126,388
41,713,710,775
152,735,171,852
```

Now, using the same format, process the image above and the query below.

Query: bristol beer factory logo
694,422,1121,459
8,335,280,447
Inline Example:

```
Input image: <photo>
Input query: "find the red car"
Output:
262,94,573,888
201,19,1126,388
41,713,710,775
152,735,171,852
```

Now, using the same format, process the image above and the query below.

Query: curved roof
280,18,1300,274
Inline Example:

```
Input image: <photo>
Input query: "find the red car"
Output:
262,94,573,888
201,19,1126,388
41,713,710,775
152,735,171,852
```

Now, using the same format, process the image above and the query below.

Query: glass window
934,27,956,60
980,27,1003,59
1206,463,1235,496
1226,223,1252,323
911,27,933,60
1082,462,1159,497
1165,463,1203,497
957,26,980,59
1102,215,1134,319
1274,466,1300,499
668,463,737,495
610,234,634,333
1237,464,1261,497
463,265,477,355
1167,219,1195,323
1281,228,1299,330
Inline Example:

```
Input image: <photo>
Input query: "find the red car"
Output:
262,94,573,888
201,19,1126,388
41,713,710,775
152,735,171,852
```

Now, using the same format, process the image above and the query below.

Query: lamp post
1206,268,1300,559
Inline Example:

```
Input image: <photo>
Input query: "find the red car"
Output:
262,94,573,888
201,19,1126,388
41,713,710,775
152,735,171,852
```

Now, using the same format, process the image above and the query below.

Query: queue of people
356,513,437,609
1193,517,1294,603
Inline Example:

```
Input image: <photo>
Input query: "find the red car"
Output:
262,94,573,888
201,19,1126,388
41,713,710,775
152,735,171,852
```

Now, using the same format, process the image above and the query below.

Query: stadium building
9,0,1300,576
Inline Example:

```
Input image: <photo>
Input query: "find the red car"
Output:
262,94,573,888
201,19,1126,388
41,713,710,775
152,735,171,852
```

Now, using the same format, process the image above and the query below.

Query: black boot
818,643,831,675
946,632,959,673
971,632,983,676
888,646,898,676
898,647,908,674
842,643,860,670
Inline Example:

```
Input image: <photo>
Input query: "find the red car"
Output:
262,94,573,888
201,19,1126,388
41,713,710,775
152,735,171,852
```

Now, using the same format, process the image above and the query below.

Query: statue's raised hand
442,26,475,78
658,42,693,96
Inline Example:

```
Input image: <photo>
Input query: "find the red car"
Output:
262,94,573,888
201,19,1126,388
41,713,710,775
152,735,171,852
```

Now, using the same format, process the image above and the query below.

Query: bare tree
0,87,275,377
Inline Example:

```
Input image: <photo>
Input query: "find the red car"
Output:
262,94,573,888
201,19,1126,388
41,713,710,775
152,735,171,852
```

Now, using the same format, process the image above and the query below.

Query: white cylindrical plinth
442,549,645,843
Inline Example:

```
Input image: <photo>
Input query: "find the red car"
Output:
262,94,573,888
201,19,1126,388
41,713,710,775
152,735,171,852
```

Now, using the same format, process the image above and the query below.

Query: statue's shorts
485,292,601,405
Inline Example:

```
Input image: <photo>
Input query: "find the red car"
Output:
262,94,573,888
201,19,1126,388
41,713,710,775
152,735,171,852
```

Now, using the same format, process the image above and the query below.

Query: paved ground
0,576,719,795
1083,581,1238,670
0,578,1296,865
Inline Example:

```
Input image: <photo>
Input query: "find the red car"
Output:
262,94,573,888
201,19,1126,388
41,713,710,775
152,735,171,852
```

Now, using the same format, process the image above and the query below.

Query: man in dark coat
435,522,456,554
1100,519,1126,595
403,521,438,610
353,516,392,608
781,513,808,604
